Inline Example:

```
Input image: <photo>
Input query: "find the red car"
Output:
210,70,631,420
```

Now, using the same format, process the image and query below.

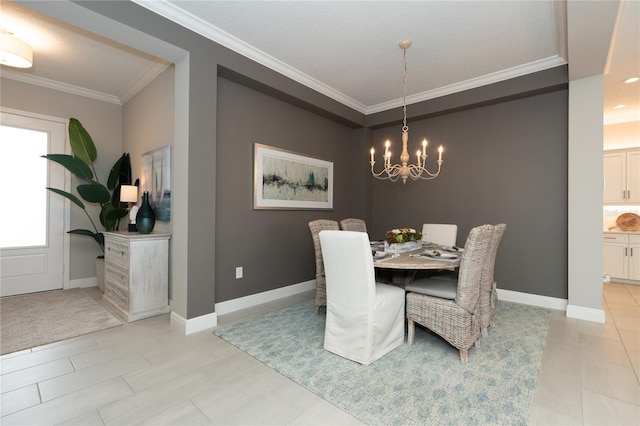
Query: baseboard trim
566,305,606,323
214,280,316,315
497,288,567,311
68,277,97,289
171,280,315,335
170,311,218,335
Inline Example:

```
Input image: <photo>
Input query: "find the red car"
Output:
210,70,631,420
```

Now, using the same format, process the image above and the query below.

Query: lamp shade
0,31,33,69
120,185,139,203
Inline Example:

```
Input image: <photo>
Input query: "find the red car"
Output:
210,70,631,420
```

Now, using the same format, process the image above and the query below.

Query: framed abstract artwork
140,145,171,221
254,143,333,210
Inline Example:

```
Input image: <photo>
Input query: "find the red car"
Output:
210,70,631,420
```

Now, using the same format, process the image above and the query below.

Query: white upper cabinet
604,149,640,204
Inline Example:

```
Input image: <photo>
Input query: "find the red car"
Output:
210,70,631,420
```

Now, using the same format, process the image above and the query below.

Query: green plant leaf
106,207,127,221
107,154,126,191
77,183,110,203
46,187,85,209
68,118,97,164
99,203,123,231
41,154,94,180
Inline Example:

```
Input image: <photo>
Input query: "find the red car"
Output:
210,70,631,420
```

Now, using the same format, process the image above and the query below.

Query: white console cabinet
103,231,171,322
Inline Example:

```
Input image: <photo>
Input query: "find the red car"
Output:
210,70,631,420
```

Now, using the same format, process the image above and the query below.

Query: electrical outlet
235,266,243,279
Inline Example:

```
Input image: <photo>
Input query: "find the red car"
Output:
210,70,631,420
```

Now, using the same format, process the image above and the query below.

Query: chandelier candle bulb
438,146,443,162
370,148,375,162
422,139,427,156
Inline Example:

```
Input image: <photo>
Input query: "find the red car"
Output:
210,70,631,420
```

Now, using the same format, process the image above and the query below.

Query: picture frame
140,145,171,221
254,143,333,210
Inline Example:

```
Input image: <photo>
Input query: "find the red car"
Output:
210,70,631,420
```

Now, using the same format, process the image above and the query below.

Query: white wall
567,75,605,322
122,65,175,295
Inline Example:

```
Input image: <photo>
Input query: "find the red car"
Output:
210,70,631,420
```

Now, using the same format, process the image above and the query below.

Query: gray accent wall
216,77,355,302
369,90,569,299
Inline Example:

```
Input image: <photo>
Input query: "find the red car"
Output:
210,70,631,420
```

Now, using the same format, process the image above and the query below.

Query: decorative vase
96,257,105,291
136,191,156,234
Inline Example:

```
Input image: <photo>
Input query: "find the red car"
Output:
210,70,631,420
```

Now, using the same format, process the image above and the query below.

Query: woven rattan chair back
406,224,494,364
454,224,494,313
479,223,506,337
309,219,340,314
339,218,367,233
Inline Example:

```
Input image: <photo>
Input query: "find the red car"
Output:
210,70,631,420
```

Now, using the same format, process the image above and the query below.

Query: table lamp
120,185,139,232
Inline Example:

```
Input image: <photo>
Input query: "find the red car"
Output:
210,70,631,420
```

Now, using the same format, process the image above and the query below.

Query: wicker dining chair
478,224,506,337
405,224,494,364
308,219,340,314
339,218,368,233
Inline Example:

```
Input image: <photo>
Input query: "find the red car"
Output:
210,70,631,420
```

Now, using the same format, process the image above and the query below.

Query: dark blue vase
136,191,155,234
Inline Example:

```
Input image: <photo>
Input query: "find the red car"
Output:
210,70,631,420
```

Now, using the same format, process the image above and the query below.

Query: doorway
0,111,68,297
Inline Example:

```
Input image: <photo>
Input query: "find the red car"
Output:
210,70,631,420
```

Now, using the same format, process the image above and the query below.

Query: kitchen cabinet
603,233,640,282
102,231,171,322
630,235,640,281
604,149,640,204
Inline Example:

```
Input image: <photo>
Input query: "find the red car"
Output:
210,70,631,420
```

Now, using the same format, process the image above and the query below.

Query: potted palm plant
42,118,132,290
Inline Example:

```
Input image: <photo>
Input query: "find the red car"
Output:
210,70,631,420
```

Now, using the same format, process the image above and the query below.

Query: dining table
371,241,461,285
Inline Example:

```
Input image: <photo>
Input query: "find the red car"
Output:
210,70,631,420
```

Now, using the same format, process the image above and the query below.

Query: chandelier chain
402,46,408,132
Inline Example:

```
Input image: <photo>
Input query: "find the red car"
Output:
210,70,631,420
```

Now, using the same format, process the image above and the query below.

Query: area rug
0,289,122,355
214,300,551,425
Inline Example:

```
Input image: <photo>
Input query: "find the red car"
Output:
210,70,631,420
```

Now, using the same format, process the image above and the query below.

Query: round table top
373,248,460,270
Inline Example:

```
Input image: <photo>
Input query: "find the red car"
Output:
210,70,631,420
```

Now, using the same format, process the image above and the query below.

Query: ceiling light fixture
613,104,626,109
369,40,443,184
0,29,33,68
622,77,639,84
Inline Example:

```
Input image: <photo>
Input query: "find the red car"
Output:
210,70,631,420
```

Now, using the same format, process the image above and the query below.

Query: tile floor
1,283,638,425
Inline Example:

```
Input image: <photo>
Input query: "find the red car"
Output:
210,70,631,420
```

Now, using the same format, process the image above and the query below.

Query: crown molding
1,69,122,104
133,1,568,116
119,61,171,104
366,56,568,114
132,0,368,113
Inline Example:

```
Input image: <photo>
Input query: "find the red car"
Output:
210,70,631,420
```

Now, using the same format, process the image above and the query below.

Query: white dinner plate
423,250,458,259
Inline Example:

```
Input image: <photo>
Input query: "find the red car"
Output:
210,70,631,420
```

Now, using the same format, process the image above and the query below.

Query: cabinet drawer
104,281,129,312
105,239,129,263
630,235,640,244
603,234,628,243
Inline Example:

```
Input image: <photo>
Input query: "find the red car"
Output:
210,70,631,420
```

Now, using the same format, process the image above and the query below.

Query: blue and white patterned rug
214,300,551,425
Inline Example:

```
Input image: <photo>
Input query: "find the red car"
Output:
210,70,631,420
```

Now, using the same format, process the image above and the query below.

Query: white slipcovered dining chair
422,223,458,247
319,230,405,365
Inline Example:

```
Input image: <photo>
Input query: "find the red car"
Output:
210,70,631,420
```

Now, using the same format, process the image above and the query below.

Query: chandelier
369,40,443,184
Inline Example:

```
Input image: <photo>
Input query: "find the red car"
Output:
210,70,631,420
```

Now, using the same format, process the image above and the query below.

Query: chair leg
459,349,468,365
481,326,489,338
407,319,415,345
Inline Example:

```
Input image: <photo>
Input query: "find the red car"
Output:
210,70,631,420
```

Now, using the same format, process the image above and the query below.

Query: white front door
0,111,68,297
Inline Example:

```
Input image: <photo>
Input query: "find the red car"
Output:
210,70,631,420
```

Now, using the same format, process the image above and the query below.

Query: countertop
603,229,640,234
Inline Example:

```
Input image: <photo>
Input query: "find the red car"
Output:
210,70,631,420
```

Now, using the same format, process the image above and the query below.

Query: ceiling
1,0,638,147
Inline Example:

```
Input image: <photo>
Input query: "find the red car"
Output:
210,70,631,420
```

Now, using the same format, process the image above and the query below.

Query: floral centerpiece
384,227,423,254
